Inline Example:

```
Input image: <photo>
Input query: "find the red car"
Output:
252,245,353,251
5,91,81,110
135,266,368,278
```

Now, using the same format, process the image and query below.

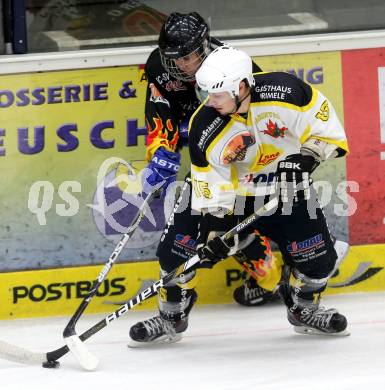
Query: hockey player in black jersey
127,12,290,347
188,46,350,336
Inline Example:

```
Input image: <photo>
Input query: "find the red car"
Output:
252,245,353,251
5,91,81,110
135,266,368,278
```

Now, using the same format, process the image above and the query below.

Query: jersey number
192,178,212,199
315,100,329,121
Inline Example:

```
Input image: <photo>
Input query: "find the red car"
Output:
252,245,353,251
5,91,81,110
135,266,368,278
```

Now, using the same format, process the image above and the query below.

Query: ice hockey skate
279,283,350,337
128,315,188,347
287,305,349,336
233,273,281,306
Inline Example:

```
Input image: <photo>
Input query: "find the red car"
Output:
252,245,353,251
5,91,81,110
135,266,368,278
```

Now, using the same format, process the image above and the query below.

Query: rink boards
0,45,384,320
0,243,384,319
0,48,384,271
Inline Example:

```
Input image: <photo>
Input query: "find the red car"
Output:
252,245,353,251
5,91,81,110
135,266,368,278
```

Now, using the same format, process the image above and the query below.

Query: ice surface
1,292,384,390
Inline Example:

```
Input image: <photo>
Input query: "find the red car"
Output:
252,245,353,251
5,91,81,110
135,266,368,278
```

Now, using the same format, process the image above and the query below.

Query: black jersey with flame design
143,40,262,161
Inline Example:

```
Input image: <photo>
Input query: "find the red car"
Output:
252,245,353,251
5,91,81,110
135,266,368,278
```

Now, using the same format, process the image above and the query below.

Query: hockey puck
42,360,60,369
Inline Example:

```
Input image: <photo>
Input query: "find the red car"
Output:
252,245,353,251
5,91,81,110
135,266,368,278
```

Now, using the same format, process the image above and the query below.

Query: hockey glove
197,212,239,267
142,147,180,197
275,153,320,203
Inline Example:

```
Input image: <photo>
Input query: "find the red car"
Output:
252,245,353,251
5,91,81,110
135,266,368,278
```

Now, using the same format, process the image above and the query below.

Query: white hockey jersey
188,71,349,213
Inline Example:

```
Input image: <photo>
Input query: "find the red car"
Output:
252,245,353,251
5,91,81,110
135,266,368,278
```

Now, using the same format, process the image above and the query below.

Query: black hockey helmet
158,12,210,81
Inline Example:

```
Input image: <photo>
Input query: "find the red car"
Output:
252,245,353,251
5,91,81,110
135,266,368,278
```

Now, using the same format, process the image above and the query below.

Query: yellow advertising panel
0,261,158,319
1,243,384,320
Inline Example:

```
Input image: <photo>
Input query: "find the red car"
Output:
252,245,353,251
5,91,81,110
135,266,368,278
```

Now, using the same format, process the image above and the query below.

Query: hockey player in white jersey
128,15,349,346
128,13,287,348
189,46,350,336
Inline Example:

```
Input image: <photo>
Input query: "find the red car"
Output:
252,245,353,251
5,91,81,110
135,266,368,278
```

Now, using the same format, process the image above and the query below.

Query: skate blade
127,333,182,348
293,326,350,337
244,297,264,306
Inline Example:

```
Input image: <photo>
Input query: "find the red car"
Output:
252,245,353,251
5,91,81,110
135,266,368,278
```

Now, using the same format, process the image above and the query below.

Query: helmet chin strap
231,89,251,114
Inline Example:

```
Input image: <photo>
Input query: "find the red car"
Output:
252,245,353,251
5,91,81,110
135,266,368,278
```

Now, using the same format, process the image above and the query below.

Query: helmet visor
161,44,208,82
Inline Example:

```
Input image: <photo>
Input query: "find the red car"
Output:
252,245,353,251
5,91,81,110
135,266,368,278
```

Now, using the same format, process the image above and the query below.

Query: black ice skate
128,316,188,347
287,305,349,337
233,274,280,306
279,280,350,337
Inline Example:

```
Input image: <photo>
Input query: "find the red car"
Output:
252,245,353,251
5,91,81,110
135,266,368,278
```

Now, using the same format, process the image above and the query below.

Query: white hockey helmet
196,46,255,98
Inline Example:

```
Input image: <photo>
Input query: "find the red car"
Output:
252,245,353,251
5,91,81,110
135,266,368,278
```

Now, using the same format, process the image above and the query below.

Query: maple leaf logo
260,119,288,138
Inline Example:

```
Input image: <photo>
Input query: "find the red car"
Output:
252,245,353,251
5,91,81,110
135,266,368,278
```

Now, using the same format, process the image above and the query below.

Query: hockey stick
61,188,158,369
0,196,278,370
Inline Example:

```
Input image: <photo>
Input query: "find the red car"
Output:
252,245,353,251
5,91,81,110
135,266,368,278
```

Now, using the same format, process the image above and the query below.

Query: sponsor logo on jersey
221,131,256,164
257,151,281,166
255,84,292,100
249,144,283,172
155,72,187,91
175,234,197,250
255,84,292,94
260,119,288,138
198,116,223,149
165,80,188,92
241,171,276,184
287,234,324,254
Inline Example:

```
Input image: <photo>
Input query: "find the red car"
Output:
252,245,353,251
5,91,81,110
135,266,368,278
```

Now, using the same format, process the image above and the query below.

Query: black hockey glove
196,212,238,268
275,153,320,203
